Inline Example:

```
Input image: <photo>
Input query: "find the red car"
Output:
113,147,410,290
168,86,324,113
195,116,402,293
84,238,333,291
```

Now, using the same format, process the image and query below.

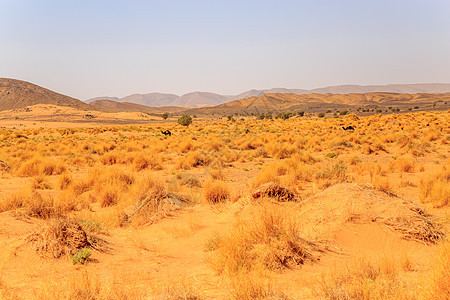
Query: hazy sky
1,0,450,99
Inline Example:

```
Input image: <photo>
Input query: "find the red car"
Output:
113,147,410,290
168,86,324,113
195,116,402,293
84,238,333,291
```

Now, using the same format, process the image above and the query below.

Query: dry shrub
70,178,93,196
213,205,322,276
251,182,297,202
93,167,135,195
361,144,374,154
253,146,268,158
58,172,73,190
373,143,389,153
383,206,445,244
316,256,417,299
0,160,11,173
229,273,285,300
0,192,29,212
315,163,348,189
273,144,296,159
253,165,281,188
184,150,211,168
133,154,163,171
159,278,202,300
372,175,394,195
284,158,315,184
295,151,317,164
99,187,119,208
397,135,412,148
420,167,449,207
128,176,189,225
27,217,107,258
36,269,147,299
99,153,118,165
395,156,415,173
16,157,66,177
178,140,194,153
0,191,68,219
203,180,230,204
31,175,53,190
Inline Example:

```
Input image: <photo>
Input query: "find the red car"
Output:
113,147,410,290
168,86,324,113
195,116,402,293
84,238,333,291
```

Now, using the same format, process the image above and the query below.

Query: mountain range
86,83,450,108
1,78,450,116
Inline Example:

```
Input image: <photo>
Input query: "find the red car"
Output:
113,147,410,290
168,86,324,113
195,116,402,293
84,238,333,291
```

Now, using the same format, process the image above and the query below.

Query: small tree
279,112,292,120
161,112,169,120
297,111,305,117
227,115,235,122
178,115,192,127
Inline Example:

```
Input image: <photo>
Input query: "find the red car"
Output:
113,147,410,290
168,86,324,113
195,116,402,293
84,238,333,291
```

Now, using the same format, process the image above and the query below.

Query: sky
1,0,450,100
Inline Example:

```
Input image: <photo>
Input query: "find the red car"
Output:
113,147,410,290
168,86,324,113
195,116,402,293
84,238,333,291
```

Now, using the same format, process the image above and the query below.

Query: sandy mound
298,183,445,244
0,104,160,123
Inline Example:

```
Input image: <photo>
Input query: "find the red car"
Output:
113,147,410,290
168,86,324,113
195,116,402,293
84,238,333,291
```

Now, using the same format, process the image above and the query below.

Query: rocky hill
0,78,93,111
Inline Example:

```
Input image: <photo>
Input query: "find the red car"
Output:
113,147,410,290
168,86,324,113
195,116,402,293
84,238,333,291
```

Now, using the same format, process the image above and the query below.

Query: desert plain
0,98,448,300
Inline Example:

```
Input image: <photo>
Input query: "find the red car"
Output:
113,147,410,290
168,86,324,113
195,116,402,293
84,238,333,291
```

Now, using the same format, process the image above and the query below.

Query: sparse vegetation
0,110,448,298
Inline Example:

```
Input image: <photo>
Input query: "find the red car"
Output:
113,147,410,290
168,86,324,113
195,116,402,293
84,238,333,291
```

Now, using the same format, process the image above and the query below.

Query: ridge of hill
0,78,93,111
183,92,450,115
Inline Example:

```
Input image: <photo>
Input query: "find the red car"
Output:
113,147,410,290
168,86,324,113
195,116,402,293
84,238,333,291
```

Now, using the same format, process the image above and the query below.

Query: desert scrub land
0,111,449,299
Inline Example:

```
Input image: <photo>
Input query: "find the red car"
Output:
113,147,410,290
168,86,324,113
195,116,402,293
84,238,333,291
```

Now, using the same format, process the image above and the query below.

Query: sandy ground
0,106,448,299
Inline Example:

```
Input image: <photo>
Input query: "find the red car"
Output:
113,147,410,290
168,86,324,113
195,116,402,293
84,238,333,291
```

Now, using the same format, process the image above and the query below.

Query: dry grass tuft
229,273,286,300
31,175,53,190
316,256,417,299
213,205,322,275
0,191,77,219
203,180,230,204
425,241,450,299
16,157,66,177
99,187,119,208
420,167,449,207
58,172,73,190
395,156,416,173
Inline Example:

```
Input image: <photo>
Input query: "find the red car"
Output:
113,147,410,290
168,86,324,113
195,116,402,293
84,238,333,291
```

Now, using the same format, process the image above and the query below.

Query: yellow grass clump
316,256,417,299
213,205,322,276
424,241,450,299
420,167,449,207
16,157,66,177
203,180,230,204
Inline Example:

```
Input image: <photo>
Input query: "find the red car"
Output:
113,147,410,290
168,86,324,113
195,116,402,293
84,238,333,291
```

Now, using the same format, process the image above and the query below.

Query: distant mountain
309,84,450,94
183,92,450,115
90,99,186,113
171,92,229,107
120,93,179,107
0,78,93,111
86,83,450,108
